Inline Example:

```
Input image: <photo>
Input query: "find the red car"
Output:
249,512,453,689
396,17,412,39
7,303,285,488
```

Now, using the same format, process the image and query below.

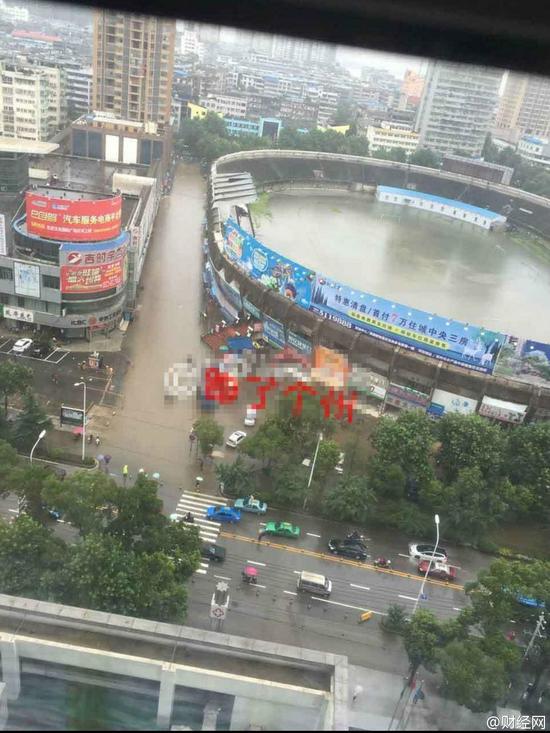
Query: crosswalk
173,490,227,575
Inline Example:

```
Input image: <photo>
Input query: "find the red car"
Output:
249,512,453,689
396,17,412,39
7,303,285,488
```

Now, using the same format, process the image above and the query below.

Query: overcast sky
336,45,426,79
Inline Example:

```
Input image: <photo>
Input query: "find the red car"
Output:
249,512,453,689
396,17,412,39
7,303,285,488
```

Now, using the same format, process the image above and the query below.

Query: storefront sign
243,297,261,319
427,388,478,417
479,396,528,424
13,261,40,299
287,330,312,354
0,214,6,256
60,405,85,427
263,315,285,348
385,383,431,411
59,233,128,295
26,192,122,242
4,306,34,322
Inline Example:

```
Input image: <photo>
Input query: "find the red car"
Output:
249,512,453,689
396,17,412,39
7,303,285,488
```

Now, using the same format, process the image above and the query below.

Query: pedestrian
88,433,93,444
122,464,129,486
95,436,100,446
199,457,204,470
195,476,203,489
352,685,363,703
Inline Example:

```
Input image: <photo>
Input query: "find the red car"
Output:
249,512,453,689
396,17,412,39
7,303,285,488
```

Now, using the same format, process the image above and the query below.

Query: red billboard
25,193,122,242
59,235,128,295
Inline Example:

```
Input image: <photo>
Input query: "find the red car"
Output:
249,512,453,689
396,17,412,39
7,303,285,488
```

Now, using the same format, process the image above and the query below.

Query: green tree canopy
505,422,550,513
215,455,255,496
322,475,375,523
0,514,66,598
11,464,56,522
0,359,33,416
192,417,224,457
409,148,441,168
241,415,293,467
12,392,52,452
436,413,505,484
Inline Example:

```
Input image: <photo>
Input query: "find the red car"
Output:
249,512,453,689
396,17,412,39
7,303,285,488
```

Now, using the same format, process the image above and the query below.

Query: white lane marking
8,508,18,514
398,595,418,602
0,338,11,349
312,597,387,615
350,583,371,591
255,584,266,589
246,560,266,567
198,531,220,541
306,532,321,538
199,561,209,568
214,575,231,581
453,607,462,612
259,522,266,526
284,590,297,596
195,568,207,575
293,570,301,575
174,513,220,528
45,349,70,364
178,495,226,508
182,490,227,503
398,553,412,559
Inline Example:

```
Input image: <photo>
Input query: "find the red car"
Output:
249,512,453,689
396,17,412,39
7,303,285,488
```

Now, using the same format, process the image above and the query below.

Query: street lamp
412,513,440,616
303,432,323,510
30,428,47,464
74,381,87,462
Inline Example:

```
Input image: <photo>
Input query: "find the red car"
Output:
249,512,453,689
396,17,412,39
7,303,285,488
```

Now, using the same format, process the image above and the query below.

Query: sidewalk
348,664,488,731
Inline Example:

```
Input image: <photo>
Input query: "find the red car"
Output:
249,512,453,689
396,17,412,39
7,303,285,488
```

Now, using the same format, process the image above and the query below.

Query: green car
261,521,300,539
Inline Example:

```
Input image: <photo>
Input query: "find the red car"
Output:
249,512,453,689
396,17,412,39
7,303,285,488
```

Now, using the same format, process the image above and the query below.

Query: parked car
328,538,367,560
31,341,51,358
12,338,33,354
226,430,247,448
408,542,448,562
206,505,241,523
234,495,267,514
261,521,300,538
417,559,456,581
334,452,345,474
201,544,226,563
517,594,546,609
244,407,257,427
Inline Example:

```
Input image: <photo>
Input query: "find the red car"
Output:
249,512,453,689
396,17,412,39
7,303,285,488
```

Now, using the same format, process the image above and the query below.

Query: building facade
92,10,175,127
64,62,93,118
0,61,60,141
415,61,502,157
365,123,419,153
199,93,247,118
517,135,550,168
495,72,550,141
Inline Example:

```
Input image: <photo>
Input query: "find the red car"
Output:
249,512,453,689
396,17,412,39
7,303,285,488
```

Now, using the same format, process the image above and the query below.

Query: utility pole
524,611,546,660
303,431,323,510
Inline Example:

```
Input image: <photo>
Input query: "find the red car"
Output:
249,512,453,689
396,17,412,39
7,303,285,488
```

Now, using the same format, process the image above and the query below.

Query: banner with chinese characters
224,218,315,309
385,383,431,411
59,232,129,295
25,192,122,242
263,315,285,348
493,335,550,389
310,276,505,374
427,388,478,417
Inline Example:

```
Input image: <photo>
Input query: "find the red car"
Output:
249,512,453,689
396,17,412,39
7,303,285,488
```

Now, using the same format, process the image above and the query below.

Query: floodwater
255,191,550,342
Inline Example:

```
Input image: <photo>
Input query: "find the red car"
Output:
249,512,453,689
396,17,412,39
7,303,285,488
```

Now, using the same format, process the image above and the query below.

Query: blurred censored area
163,351,386,422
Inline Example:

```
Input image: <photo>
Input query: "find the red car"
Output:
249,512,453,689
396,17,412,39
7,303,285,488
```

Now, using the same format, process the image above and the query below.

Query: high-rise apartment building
0,59,66,140
64,62,93,117
92,11,175,127
495,73,550,142
415,61,502,157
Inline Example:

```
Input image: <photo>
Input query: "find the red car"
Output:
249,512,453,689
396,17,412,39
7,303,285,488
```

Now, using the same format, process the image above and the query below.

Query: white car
408,542,448,563
226,430,247,448
12,338,33,354
244,407,257,427
335,452,345,474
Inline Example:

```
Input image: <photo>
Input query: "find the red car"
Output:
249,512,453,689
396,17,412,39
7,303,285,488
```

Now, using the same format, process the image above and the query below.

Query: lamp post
74,381,87,462
303,432,323,510
30,428,47,464
19,428,47,516
412,513,440,616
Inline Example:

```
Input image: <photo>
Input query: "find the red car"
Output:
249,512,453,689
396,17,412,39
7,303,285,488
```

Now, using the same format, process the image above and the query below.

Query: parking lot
0,337,70,365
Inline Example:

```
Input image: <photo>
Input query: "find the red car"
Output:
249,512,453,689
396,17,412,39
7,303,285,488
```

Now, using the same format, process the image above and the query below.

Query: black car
31,342,51,358
201,544,226,563
328,539,368,560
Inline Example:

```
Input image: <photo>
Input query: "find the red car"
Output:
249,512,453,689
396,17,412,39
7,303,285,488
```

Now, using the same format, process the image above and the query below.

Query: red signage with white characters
59,237,128,295
25,193,122,242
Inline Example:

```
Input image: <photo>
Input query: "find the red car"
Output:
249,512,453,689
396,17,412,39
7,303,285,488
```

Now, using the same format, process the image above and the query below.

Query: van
244,406,257,426
296,571,332,598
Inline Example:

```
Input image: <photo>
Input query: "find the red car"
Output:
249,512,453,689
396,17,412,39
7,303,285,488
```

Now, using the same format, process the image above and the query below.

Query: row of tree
483,133,550,197
192,399,550,549
1,458,201,622
176,112,441,168
388,556,550,714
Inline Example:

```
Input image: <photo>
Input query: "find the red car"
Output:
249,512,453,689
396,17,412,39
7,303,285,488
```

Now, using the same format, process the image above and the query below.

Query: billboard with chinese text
224,218,315,309
310,277,505,374
59,232,128,295
13,261,40,299
25,192,122,242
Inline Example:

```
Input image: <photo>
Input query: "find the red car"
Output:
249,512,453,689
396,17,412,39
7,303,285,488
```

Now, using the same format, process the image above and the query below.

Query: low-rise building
517,134,550,168
199,93,247,118
365,123,419,154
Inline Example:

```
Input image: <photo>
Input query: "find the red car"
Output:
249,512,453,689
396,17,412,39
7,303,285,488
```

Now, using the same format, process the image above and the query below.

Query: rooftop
0,137,59,155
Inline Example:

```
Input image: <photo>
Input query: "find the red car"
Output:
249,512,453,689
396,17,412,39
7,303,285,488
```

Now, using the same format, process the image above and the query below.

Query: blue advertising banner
287,330,312,354
310,276,505,373
243,296,261,319
216,274,242,310
224,218,315,309
263,315,285,348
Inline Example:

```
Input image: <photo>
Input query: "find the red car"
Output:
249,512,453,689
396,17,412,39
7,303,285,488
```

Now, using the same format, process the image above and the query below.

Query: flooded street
256,191,550,341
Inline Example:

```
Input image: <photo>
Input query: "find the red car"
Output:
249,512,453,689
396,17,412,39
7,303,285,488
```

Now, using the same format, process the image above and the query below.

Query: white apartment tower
415,61,502,157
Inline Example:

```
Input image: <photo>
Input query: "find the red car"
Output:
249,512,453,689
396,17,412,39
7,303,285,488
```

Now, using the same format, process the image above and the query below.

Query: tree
0,359,33,416
314,440,341,480
371,411,435,489
108,474,166,552
43,533,187,621
0,439,19,496
0,514,66,599
203,111,228,138
482,133,499,163
409,148,440,168
403,608,445,677
42,470,121,536
215,455,255,496
10,464,55,522
192,417,224,457
505,422,550,515
436,413,505,484
369,462,406,499
12,392,52,452
241,415,293,467
157,521,202,581
271,464,307,508
423,467,510,541
439,637,519,712
381,603,408,634
322,476,375,523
